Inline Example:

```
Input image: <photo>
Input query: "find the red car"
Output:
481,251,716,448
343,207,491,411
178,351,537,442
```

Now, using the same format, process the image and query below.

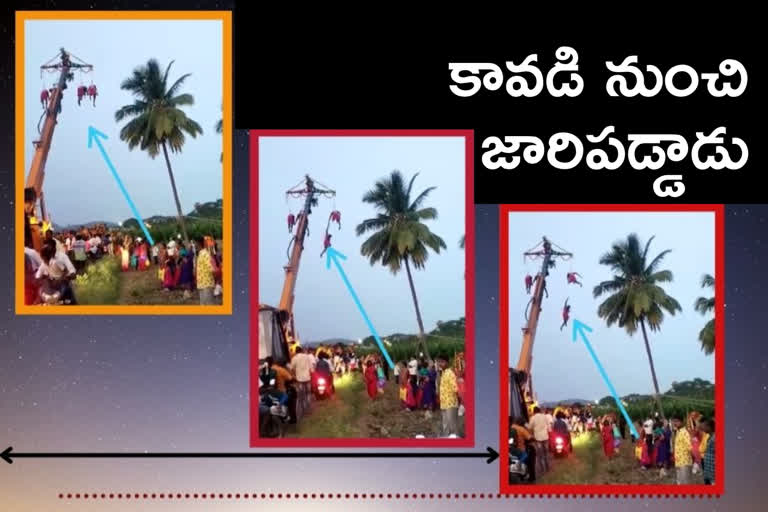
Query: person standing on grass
601,419,615,458
438,357,459,436
364,360,378,400
195,236,216,305
672,416,694,484
699,418,715,485
527,406,550,476
291,347,312,414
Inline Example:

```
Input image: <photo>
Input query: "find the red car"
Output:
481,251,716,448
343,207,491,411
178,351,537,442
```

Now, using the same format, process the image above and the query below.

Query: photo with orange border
15,11,232,315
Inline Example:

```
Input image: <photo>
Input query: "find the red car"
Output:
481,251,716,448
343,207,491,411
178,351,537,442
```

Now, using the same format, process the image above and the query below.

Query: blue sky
507,211,716,402
259,137,466,343
23,19,223,226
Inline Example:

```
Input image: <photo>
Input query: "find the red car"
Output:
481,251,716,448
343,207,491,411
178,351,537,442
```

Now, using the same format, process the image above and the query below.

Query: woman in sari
176,248,195,296
601,419,615,458
138,241,149,270
120,236,131,271
654,419,672,476
364,361,378,400
420,361,437,411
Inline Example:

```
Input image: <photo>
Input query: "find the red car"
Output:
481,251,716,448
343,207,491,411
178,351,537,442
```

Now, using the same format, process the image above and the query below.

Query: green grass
289,373,366,438
537,431,703,485
72,258,121,305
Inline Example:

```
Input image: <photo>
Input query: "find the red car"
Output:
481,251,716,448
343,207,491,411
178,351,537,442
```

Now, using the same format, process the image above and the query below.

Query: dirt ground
537,431,706,485
117,268,222,305
284,372,465,439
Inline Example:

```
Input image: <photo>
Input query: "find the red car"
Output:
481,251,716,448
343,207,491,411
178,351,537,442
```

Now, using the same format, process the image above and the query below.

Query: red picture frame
498,204,725,495
250,130,475,448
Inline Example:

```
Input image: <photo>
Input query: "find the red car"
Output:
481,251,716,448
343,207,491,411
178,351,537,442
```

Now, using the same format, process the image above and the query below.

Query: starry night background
1,3,767,512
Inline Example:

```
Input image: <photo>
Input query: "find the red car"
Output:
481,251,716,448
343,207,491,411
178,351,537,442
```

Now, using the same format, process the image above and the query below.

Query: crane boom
516,236,572,405
273,175,335,346
24,48,92,252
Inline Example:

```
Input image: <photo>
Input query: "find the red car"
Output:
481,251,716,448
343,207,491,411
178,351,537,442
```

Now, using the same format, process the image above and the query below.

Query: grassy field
537,431,705,485
284,372,465,439
72,257,221,305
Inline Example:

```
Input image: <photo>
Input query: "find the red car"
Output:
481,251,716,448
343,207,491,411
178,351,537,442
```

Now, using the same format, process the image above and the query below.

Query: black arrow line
3,446,499,465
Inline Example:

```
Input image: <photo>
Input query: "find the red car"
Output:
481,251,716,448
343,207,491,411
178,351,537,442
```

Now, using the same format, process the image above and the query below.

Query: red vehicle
312,371,333,400
550,431,572,457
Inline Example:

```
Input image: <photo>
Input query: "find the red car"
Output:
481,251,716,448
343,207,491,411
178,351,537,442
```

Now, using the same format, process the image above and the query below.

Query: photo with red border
498,204,724,495
250,130,475,448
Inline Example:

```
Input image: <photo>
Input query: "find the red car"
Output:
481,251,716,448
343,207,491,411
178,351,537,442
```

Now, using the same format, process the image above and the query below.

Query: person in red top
560,298,571,331
364,361,378,400
40,88,49,109
524,274,533,294
87,84,98,106
77,85,86,106
330,210,341,229
287,213,295,233
601,419,615,458
320,233,332,258
567,272,582,287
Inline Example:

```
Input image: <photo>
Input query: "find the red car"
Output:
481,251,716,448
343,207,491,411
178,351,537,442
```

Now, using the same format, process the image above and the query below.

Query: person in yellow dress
195,236,216,305
438,357,459,437
672,416,693,484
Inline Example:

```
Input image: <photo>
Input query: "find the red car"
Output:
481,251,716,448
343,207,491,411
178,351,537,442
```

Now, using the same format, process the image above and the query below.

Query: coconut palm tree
694,274,715,355
215,106,223,162
593,234,682,420
355,170,447,361
114,59,203,244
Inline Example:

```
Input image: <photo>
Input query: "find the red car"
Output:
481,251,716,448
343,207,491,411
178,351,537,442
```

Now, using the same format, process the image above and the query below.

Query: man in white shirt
36,242,77,304
526,407,551,476
291,347,313,414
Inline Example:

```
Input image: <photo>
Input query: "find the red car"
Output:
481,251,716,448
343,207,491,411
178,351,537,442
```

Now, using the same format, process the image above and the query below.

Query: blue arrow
572,319,639,439
87,126,154,245
325,247,395,369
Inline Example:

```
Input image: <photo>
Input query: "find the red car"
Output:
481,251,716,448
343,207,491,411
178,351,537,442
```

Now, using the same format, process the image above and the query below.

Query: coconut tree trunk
640,318,666,421
404,255,432,363
161,141,190,245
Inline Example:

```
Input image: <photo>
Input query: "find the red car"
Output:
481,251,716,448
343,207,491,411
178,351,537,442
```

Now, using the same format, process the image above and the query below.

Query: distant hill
54,220,119,231
123,199,223,228
361,317,466,347
311,338,358,346
53,200,222,232
543,378,714,407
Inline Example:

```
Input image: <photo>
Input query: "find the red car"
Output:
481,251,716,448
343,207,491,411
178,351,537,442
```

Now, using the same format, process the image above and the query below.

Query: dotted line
58,492,721,500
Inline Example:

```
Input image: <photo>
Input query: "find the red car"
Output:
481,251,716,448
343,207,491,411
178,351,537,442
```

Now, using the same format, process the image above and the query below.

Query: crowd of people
23,211,223,305
509,404,715,486
634,412,715,485
260,344,466,438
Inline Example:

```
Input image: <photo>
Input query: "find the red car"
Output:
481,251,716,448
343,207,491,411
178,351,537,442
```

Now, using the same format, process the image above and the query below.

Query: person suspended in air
560,298,571,331
330,210,341,229
287,213,295,233
320,233,332,258
524,274,533,294
87,84,97,106
533,273,548,298
40,88,49,109
77,85,87,106
567,272,582,287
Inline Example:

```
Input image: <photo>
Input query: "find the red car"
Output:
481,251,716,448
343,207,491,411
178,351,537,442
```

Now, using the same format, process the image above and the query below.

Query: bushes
121,218,222,244
73,257,121,305
595,395,715,422
357,335,465,364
